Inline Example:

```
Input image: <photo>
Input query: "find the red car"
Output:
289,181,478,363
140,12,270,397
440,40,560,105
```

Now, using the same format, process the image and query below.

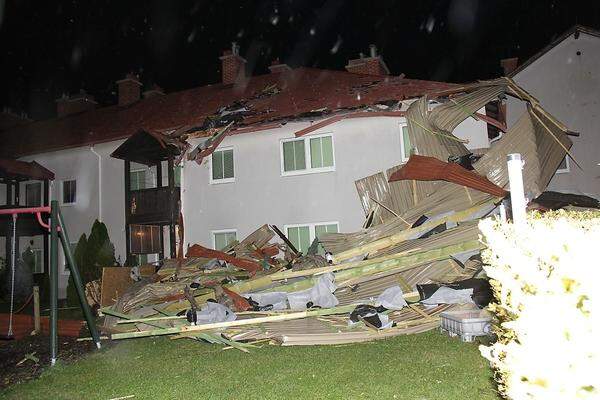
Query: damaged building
0,40,587,301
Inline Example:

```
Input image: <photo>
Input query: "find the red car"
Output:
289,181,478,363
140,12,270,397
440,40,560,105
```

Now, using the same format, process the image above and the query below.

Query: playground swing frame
0,201,101,365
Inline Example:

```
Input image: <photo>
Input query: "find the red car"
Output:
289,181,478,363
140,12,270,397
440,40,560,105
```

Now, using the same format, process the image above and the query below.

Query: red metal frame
0,206,52,231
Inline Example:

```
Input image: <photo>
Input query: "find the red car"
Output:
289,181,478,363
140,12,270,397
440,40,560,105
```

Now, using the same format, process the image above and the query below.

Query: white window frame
556,156,570,174
211,229,237,250
280,133,336,177
209,146,235,184
283,221,339,253
60,241,78,275
130,168,147,190
399,123,411,163
60,179,77,206
32,248,44,274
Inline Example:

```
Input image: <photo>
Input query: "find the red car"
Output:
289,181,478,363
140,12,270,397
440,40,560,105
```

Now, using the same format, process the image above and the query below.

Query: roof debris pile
99,77,585,351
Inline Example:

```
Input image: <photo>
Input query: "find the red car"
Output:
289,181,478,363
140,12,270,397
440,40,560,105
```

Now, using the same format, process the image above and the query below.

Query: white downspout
90,145,102,222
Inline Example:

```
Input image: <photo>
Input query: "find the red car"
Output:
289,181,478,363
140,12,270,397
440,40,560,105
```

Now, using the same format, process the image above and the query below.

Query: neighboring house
504,25,600,199
0,44,491,297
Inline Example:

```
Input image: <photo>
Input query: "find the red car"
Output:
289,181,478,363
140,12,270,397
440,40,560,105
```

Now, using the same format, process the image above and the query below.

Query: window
25,182,42,206
137,254,148,266
213,230,237,250
285,222,339,255
32,249,43,274
130,170,146,190
174,165,182,187
556,156,570,174
61,180,76,205
211,148,234,183
62,242,78,274
281,134,335,175
400,125,414,162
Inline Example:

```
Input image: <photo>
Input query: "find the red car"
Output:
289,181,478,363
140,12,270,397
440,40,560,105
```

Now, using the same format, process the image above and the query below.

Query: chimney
345,44,390,76
268,58,292,74
143,84,165,99
500,57,519,76
219,42,247,84
116,73,142,106
55,90,97,118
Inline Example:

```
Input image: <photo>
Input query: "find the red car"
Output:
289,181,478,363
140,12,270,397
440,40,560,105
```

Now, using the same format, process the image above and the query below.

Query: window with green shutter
401,125,413,162
310,136,334,168
281,134,334,175
130,170,146,190
213,231,237,250
286,222,338,255
211,148,235,182
282,139,306,172
286,226,311,255
174,165,182,187
32,249,44,274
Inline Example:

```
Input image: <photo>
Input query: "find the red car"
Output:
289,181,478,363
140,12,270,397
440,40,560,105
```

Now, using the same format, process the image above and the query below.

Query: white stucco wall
183,115,488,248
507,31,600,198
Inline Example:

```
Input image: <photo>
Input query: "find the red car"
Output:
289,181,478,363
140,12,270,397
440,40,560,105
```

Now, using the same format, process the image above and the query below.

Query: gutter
89,145,102,222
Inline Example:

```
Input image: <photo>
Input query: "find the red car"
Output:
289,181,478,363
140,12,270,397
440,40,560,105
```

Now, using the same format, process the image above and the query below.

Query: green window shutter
298,226,310,254
174,166,182,187
321,136,334,167
223,149,234,179
287,226,310,254
315,223,338,255
212,151,224,180
294,140,306,170
283,141,295,171
402,125,412,160
310,137,323,168
33,250,43,274
310,136,333,169
283,140,306,172
287,227,300,252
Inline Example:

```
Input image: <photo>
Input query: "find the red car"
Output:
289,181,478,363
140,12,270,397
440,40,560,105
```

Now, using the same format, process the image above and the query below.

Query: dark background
2,0,600,120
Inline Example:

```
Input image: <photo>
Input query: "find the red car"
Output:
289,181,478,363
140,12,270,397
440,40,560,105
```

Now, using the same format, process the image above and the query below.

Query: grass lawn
0,331,498,400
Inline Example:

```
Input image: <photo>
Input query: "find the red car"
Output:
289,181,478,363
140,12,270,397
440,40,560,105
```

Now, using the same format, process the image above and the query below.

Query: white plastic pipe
507,153,526,226
90,145,102,222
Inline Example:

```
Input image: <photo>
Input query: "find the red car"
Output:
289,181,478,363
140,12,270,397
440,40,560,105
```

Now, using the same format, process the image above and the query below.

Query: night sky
2,0,600,120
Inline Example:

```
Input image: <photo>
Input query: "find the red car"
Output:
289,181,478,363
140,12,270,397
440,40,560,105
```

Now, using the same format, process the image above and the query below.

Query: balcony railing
128,186,180,224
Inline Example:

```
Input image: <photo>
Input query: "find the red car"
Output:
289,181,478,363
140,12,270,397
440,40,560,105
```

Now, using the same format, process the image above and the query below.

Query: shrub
66,220,116,306
479,211,598,399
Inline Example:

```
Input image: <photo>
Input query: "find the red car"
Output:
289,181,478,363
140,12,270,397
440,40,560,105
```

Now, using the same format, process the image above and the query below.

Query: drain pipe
90,145,102,222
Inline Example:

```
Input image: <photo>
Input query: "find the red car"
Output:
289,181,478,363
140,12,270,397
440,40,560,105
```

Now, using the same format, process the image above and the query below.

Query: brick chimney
55,90,97,118
219,42,246,84
500,57,519,76
345,45,390,76
268,58,292,74
116,73,142,106
143,84,165,99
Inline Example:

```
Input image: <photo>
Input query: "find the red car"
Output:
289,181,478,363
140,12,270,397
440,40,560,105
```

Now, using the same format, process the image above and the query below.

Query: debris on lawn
99,78,574,351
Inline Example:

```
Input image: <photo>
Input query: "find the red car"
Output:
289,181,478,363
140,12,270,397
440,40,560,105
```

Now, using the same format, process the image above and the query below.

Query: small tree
67,220,116,305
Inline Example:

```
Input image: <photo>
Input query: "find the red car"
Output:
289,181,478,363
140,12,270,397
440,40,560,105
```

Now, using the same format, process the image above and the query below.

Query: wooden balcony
127,186,180,225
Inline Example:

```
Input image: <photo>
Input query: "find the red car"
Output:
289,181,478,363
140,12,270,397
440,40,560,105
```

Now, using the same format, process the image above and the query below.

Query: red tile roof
0,67,456,158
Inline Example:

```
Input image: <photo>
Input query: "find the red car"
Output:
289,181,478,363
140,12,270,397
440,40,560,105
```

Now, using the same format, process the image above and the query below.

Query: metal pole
507,153,527,227
49,201,59,366
55,204,101,349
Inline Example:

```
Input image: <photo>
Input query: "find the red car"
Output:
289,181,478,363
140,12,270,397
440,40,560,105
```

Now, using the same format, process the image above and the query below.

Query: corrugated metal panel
388,155,507,197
